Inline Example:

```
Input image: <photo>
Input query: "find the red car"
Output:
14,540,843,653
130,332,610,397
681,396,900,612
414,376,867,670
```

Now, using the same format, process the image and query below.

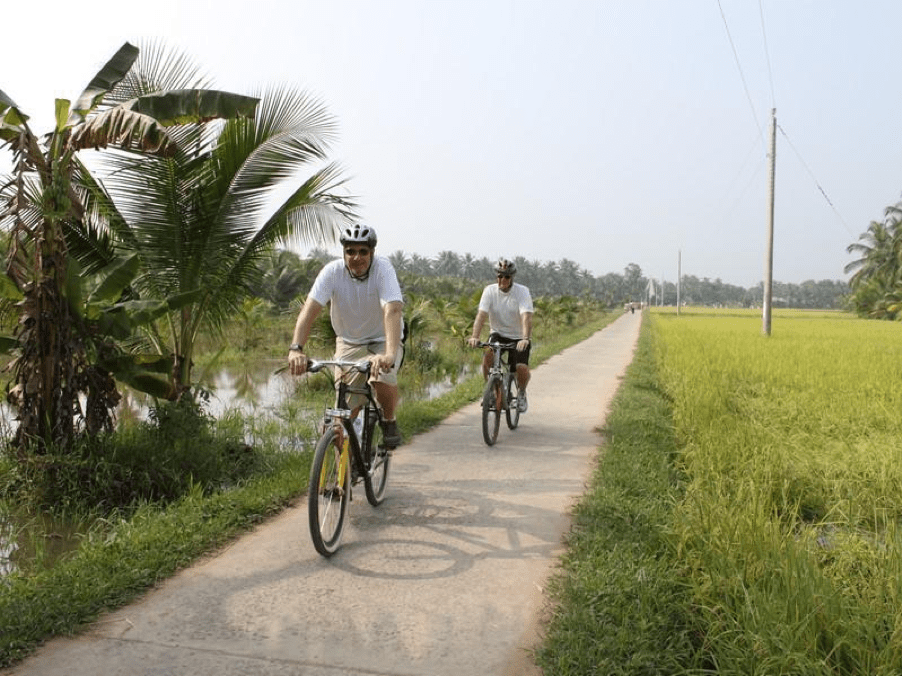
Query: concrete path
6,311,641,676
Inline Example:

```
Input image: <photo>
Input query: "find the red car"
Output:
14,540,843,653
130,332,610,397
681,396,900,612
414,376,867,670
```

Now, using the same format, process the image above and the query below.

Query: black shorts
489,332,531,369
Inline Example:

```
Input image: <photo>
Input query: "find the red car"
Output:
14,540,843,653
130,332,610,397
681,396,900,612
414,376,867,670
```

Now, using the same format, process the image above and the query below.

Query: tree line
251,247,850,312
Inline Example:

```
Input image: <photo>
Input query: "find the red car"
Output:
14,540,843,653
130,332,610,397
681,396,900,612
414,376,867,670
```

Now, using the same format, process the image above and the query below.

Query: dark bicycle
305,359,391,557
474,340,522,446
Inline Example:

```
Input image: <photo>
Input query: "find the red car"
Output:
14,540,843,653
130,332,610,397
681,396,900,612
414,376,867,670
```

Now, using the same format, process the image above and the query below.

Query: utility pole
677,250,681,315
762,108,776,335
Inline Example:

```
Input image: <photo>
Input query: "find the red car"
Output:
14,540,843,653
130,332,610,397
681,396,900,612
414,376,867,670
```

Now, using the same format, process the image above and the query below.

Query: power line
717,0,763,140
777,124,855,237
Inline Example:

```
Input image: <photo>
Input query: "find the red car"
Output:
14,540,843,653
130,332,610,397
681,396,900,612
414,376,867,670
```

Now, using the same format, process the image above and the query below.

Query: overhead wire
720,0,855,241
717,0,763,140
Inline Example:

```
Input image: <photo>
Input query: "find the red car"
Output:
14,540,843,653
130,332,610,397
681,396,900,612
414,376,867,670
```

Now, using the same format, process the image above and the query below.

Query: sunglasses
344,248,371,257
497,274,512,280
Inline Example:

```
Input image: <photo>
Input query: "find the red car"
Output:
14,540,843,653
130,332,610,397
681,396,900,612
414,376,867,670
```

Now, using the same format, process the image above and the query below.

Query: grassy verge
0,310,618,667
534,313,698,674
0,450,308,666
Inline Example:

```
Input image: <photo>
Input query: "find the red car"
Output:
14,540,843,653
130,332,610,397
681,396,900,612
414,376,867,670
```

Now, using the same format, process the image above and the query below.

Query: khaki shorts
334,338,403,407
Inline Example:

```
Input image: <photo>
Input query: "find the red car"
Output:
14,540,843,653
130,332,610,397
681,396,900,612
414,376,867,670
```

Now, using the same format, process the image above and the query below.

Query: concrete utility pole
762,108,776,336
677,250,681,315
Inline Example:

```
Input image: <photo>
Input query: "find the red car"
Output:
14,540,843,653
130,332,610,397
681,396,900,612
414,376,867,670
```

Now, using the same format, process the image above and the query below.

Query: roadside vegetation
539,307,902,675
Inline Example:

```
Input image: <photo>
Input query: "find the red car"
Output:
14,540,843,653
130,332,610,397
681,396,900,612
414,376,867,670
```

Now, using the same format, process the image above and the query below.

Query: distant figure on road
287,224,404,448
467,258,534,412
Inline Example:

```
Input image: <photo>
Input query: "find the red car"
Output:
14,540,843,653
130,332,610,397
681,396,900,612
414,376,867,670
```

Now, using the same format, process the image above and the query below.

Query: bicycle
474,341,522,446
304,358,391,557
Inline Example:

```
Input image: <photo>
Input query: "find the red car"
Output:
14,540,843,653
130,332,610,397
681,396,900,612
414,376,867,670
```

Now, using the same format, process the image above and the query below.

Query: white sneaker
518,390,528,412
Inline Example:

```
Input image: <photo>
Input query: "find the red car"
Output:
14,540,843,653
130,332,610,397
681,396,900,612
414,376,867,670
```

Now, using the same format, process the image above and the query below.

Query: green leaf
166,288,205,311
54,99,70,132
0,88,27,124
63,257,84,317
88,254,140,304
0,273,23,301
117,372,174,400
126,89,259,126
0,334,20,354
69,42,140,125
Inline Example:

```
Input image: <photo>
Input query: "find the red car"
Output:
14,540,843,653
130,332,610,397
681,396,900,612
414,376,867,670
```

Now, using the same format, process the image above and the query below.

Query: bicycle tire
505,376,521,430
308,426,350,557
481,377,501,446
363,413,390,506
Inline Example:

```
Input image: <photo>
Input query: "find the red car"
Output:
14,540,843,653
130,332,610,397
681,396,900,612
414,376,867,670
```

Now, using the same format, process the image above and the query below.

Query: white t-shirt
308,256,404,344
478,282,534,339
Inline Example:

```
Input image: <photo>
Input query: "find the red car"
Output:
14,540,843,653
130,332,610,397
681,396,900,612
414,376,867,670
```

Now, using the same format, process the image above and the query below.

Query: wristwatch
289,343,303,352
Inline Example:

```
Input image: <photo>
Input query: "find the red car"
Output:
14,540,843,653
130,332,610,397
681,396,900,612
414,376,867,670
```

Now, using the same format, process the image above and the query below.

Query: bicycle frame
309,359,384,483
479,341,516,395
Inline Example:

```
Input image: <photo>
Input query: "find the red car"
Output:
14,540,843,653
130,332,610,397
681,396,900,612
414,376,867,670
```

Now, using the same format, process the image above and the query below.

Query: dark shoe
518,390,528,412
380,419,402,448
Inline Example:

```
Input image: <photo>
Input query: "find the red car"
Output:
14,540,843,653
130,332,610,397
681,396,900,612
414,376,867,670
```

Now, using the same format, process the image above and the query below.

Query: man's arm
287,297,324,374
517,311,533,352
374,300,404,372
467,310,489,347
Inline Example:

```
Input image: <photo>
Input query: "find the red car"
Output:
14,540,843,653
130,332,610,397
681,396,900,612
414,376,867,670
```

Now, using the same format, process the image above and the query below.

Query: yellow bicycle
306,359,391,557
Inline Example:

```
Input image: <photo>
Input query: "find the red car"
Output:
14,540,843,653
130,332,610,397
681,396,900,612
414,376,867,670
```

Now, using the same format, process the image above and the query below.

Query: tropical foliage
0,42,259,450
845,202,902,319
0,42,352,452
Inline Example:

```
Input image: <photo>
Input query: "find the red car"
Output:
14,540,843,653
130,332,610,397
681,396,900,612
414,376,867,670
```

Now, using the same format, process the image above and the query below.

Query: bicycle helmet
339,224,378,248
494,258,516,275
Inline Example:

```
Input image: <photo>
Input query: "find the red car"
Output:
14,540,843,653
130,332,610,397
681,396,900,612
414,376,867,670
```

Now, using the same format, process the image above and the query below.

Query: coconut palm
91,44,355,398
0,42,259,450
845,205,902,288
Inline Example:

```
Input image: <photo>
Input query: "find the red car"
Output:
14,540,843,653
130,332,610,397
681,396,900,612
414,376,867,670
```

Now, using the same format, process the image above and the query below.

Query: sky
3,0,901,288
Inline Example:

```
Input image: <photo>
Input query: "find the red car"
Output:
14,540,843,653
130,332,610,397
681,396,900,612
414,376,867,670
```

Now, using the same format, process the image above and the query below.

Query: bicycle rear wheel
481,377,502,446
363,414,390,506
308,427,350,557
505,376,521,430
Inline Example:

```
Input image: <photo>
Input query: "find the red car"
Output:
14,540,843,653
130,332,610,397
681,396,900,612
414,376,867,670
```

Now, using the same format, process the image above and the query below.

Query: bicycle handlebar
306,359,372,374
473,340,518,350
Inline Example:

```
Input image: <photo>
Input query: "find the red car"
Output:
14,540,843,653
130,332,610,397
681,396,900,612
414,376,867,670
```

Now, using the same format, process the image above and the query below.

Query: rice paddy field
653,307,902,673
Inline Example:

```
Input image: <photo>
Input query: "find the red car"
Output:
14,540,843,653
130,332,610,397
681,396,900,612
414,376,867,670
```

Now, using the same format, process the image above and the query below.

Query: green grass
535,313,697,674
538,307,902,674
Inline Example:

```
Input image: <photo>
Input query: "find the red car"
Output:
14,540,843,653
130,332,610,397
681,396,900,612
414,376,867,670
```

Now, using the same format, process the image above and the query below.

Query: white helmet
339,224,377,247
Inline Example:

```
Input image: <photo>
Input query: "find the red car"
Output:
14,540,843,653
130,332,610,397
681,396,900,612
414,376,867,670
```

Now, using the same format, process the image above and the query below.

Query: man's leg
516,363,530,391
372,381,398,420
481,349,493,379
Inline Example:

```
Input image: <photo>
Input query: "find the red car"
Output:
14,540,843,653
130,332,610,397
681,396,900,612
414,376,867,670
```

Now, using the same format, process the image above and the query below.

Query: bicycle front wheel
363,416,390,506
482,377,502,446
505,376,521,430
308,427,350,557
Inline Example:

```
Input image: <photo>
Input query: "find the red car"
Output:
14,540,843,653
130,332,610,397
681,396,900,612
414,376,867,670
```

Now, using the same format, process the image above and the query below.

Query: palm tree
0,42,259,450
91,44,355,398
845,205,902,288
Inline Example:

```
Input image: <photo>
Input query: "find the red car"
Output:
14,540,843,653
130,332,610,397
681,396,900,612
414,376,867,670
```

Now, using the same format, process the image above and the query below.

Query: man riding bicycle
287,224,404,448
467,258,534,412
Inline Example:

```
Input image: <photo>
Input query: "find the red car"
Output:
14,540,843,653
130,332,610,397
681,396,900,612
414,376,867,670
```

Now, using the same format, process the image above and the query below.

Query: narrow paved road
7,311,641,676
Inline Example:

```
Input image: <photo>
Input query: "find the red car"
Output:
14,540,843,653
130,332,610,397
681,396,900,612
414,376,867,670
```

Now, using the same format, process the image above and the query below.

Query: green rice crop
653,308,902,674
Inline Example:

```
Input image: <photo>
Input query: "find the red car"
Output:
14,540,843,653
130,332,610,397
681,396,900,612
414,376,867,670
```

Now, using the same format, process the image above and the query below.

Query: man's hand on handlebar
371,353,396,374
288,350,308,376
467,336,481,348
516,339,530,352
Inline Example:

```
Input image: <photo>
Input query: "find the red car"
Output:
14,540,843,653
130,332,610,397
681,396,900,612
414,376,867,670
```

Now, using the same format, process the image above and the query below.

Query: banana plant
0,42,259,451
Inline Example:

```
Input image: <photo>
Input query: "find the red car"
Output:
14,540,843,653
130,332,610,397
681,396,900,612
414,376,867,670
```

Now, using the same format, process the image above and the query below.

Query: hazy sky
4,1,900,287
